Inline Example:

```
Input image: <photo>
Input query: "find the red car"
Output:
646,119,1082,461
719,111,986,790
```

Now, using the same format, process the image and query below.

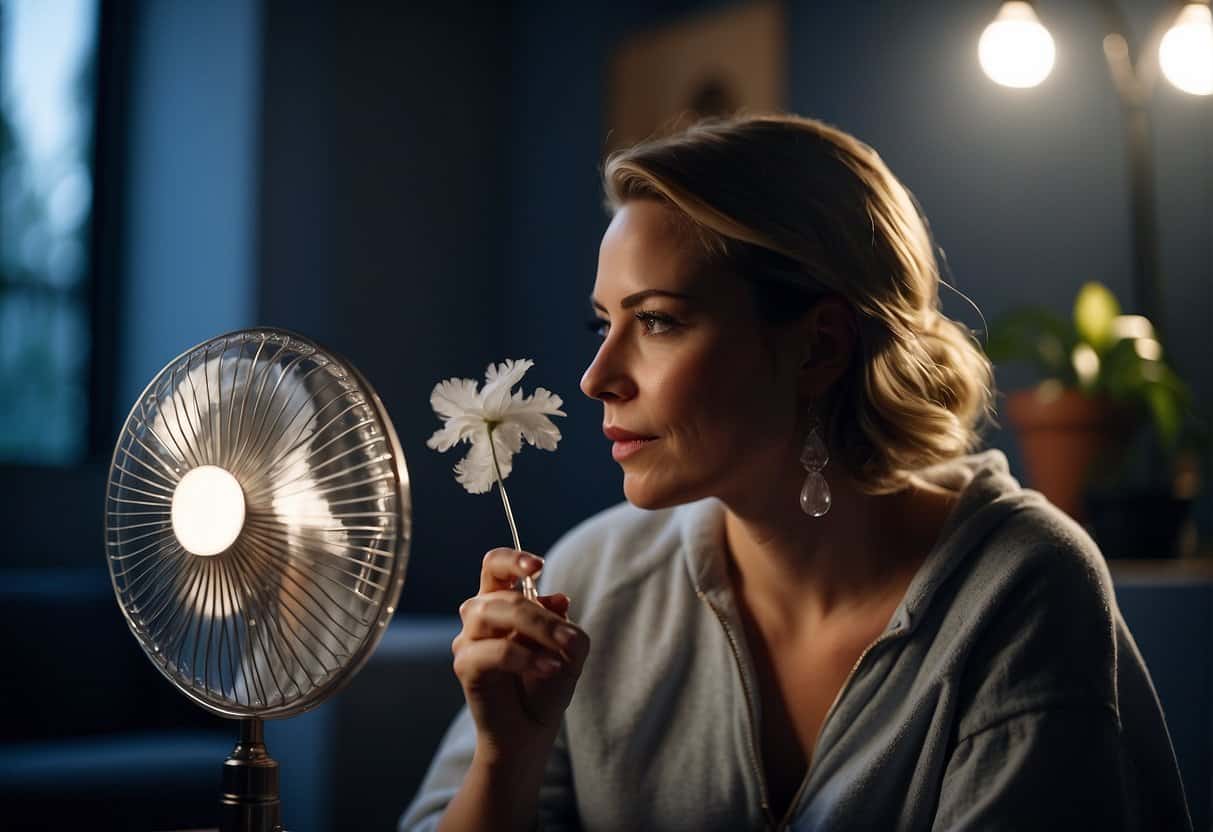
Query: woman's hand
452,548,590,764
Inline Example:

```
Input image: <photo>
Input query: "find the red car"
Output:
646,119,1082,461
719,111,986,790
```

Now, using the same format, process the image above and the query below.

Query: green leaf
1098,338,1145,398
1144,381,1182,450
984,306,1076,381
1073,282,1121,351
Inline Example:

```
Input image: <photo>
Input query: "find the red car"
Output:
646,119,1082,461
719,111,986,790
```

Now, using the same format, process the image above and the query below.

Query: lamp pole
1095,0,1167,335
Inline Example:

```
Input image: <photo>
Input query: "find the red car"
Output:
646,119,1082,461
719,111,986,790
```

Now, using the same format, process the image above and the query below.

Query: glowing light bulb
979,2,1056,89
1160,3,1213,96
171,465,246,556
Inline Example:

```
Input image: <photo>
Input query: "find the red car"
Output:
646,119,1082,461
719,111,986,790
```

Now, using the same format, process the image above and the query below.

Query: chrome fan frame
104,328,410,721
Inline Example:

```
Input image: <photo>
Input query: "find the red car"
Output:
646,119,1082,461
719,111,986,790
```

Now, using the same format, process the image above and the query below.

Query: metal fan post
221,719,281,832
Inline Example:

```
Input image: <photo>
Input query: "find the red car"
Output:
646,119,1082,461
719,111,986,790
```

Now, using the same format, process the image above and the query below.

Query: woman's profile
400,114,1191,831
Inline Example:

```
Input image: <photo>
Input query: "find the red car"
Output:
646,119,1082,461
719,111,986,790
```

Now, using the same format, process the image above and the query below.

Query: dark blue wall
254,1,732,612
117,0,261,419
256,0,516,611
54,0,1201,612
247,0,1212,615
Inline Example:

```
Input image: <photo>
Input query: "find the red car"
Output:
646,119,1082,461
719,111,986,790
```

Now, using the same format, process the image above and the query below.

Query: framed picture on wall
605,0,787,154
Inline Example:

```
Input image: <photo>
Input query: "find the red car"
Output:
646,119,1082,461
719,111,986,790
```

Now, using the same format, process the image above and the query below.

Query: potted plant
986,281,1205,557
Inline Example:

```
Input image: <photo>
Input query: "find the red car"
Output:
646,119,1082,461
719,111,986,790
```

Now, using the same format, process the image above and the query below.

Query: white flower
427,359,566,494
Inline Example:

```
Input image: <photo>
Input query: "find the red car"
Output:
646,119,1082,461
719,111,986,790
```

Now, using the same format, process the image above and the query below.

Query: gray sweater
400,450,1191,830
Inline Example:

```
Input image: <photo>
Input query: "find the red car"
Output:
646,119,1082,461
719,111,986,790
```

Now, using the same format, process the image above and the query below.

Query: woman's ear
799,296,856,393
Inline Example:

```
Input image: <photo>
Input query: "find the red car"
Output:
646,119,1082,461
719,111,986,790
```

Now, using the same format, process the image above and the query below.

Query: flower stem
487,425,538,602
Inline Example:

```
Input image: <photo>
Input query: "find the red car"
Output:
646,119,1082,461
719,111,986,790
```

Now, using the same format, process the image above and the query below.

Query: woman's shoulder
928,496,1126,742
915,453,1122,686
976,497,1115,608
920,449,1116,620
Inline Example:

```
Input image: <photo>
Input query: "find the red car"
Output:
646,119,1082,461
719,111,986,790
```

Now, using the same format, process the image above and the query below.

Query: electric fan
104,328,410,832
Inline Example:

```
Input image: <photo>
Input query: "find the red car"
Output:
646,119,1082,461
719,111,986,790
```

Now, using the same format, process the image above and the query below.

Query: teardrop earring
799,404,831,517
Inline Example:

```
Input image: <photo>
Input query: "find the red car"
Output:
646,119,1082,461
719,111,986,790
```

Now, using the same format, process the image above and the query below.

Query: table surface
1108,554,1213,582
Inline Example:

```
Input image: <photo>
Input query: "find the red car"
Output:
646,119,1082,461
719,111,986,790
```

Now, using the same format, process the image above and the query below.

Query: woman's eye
635,311,679,335
585,312,680,339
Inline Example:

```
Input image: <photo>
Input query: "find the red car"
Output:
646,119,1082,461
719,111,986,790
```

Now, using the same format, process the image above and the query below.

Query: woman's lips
603,426,659,461
611,437,658,461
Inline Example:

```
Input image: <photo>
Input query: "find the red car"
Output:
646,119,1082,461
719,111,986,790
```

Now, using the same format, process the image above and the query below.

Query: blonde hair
603,114,994,494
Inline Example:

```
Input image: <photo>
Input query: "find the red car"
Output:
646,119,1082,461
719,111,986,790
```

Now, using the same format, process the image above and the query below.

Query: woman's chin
622,473,699,511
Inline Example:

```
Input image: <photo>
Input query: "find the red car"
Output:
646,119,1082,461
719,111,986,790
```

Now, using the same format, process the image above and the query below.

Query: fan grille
105,329,409,718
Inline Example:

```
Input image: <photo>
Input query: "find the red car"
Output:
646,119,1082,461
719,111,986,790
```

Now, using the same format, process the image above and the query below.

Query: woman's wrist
472,724,560,772
437,743,551,832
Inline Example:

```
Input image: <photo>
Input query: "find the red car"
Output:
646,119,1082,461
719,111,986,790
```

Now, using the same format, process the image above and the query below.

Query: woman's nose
580,339,638,402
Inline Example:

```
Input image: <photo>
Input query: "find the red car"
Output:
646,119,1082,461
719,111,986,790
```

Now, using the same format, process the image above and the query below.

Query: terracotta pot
1004,387,1132,523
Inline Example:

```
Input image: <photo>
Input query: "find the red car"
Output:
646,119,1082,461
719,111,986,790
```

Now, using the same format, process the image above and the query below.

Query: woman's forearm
437,744,552,832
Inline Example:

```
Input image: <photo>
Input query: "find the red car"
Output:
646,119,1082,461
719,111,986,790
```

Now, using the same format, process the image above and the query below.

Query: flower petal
453,429,516,494
481,359,533,417
507,411,563,451
426,413,482,452
452,441,495,494
491,423,525,457
430,377,483,420
497,387,565,451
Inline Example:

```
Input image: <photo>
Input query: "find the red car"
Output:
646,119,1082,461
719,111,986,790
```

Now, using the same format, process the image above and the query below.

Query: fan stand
108,329,410,832
220,718,282,832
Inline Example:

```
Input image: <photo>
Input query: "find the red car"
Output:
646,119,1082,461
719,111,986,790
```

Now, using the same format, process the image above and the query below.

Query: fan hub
171,465,246,556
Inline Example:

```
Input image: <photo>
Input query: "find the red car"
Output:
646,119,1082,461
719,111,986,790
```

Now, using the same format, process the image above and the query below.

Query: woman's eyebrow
590,289,694,312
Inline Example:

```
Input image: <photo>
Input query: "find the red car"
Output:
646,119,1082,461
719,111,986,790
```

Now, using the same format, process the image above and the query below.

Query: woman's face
581,200,804,510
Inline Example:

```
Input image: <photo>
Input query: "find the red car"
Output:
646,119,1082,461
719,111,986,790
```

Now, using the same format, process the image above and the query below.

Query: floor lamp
978,0,1212,336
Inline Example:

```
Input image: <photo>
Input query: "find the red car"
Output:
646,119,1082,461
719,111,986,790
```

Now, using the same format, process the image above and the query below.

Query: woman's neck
720,468,957,635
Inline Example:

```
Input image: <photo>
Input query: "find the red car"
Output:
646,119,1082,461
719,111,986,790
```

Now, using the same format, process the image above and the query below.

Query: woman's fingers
459,591,584,663
479,547,544,595
538,593,570,617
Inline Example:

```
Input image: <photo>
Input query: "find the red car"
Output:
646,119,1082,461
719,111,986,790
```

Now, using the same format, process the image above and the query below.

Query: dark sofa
0,568,463,832
0,569,230,830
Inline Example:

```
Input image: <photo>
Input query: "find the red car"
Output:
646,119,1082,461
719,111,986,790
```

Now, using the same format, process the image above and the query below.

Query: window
0,0,100,463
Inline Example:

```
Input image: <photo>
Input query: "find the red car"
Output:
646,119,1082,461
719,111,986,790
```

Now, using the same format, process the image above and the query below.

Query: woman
401,115,1191,831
